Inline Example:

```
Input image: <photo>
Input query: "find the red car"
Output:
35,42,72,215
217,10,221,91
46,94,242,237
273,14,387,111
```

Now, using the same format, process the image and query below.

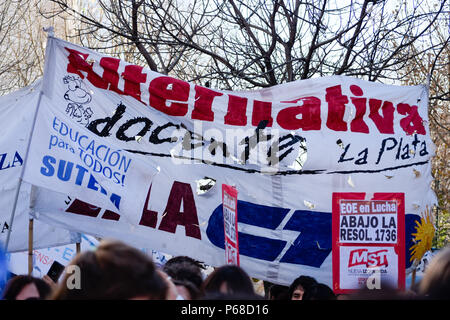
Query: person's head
163,260,204,299
302,283,336,300
288,275,318,300
418,247,450,299
50,239,167,300
268,284,289,300
201,265,254,296
163,259,204,291
2,275,52,300
172,279,201,300
163,256,206,272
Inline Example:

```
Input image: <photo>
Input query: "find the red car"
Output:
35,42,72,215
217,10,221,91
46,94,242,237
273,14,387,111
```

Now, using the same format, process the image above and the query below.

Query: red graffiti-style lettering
100,57,121,94
65,47,426,136
326,85,348,132
158,181,201,240
224,94,248,126
349,85,369,133
369,99,395,134
277,97,321,130
122,65,147,102
139,184,158,228
149,76,190,116
397,103,426,135
138,181,201,240
252,100,273,127
192,85,223,121
65,198,120,221
66,48,108,89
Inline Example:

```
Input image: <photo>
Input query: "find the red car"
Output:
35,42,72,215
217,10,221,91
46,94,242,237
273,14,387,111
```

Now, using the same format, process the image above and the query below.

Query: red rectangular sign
332,193,405,294
222,184,239,266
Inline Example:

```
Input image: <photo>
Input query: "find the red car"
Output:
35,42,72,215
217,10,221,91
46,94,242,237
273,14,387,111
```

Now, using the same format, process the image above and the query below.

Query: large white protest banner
29,36,436,286
0,81,80,252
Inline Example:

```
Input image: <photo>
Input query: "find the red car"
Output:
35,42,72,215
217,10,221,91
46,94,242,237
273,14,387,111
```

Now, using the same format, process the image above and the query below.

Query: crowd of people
1,239,449,300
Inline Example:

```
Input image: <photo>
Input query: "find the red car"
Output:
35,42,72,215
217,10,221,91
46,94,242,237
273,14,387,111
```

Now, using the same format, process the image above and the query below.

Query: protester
288,275,318,300
163,255,206,275
418,246,450,299
201,265,255,297
156,269,180,300
50,239,170,300
170,278,201,300
162,255,205,298
2,275,52,300
302,283,336,300
267,284,290,300
163,259,204,300
8,236,448,301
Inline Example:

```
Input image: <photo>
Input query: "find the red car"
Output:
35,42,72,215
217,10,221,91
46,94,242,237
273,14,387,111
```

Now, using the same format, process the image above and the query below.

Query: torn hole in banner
413,169,421,178
287,138,308,171
316,241,330,251
196,221,207,227
347,175,355,188
111,107,119,117
336,139,345,149
196,177,216,195
304,200,315,209
231,154,245,165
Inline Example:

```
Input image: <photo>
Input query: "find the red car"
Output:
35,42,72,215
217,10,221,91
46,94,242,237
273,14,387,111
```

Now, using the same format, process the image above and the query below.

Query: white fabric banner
22,94,159,216
0,81,80,252
30,37,436,286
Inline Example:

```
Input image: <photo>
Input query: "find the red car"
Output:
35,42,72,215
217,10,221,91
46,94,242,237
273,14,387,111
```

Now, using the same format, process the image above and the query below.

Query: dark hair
302,283,336,300
288,275,318,299
163,260,204,290
50,239,167,300
268,284,290,300
164,256,206,270
201,265,254,296
2,275,52,300
172,279,201,300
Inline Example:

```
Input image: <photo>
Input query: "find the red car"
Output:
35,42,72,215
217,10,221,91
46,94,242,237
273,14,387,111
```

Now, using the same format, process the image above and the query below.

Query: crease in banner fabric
26,36,436,286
